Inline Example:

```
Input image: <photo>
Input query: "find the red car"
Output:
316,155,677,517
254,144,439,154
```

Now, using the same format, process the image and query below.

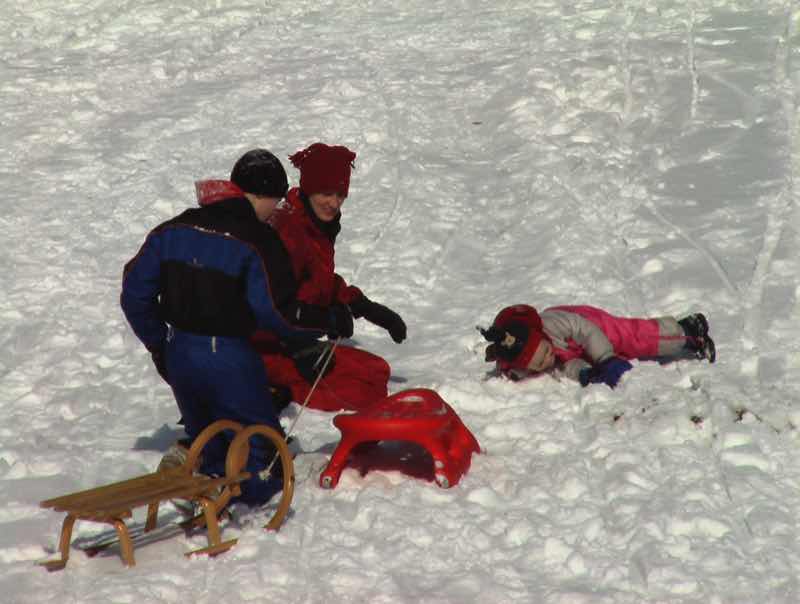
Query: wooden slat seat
42,468,224,512
38,421,294,570
44,472,250,519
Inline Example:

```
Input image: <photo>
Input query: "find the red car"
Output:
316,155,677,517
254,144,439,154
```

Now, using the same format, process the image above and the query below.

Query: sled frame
38,420,294,570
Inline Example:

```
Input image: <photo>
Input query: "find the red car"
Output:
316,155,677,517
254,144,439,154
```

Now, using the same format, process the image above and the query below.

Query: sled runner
38,420,294,570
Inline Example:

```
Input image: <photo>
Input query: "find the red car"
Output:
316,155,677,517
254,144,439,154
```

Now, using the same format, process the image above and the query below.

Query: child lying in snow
479,304,715,387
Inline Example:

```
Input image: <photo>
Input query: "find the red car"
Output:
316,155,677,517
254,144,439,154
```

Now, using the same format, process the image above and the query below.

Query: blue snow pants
165,328,284,506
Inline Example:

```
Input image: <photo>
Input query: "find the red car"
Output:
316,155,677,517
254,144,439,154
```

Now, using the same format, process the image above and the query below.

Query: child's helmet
479,304,545,371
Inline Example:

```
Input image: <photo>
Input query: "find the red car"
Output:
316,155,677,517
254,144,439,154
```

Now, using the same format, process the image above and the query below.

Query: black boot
678,313,709,338
678,313,716,363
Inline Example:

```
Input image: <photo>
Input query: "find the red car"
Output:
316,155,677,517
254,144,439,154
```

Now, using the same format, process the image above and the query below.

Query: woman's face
309,191,345,222
525,338,555,373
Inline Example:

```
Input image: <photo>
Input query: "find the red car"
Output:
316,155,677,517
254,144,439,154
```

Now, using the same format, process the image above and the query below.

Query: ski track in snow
2,1,800,603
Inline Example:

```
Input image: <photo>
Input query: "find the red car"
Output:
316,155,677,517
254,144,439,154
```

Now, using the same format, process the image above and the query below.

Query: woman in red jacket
256,142,407,411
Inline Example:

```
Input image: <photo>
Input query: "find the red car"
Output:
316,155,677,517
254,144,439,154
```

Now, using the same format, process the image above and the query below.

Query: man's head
231,149,289,199
480,304,554,373
289,143,356,222
231,149,289,222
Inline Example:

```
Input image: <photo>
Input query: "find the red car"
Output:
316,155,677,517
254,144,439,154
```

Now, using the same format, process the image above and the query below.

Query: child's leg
261,346,390,412
549,305,664,358
654,317,691,357
655,314,715,362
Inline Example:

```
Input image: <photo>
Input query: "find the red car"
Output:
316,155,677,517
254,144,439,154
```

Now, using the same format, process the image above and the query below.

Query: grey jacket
541,309,615,381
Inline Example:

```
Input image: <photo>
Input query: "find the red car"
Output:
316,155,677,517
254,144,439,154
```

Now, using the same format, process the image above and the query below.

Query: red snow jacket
269,188,364,307
196,182,390,411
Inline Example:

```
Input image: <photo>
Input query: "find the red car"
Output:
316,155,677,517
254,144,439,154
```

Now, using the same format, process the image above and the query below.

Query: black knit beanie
230,149,288,198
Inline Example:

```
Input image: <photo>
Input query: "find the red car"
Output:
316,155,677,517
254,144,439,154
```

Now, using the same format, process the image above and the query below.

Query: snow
2,0,800,602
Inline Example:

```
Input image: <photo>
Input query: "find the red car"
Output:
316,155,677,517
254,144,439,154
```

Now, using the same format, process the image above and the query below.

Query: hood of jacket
195,179,245,206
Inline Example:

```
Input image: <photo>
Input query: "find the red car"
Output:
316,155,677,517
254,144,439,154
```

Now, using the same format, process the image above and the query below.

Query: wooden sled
38,420,294,570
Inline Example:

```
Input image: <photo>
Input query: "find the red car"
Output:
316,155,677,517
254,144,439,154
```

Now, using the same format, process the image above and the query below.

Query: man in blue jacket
121,149,333,505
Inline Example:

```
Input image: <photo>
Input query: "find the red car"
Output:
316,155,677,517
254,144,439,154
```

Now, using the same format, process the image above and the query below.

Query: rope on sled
259,337,341,480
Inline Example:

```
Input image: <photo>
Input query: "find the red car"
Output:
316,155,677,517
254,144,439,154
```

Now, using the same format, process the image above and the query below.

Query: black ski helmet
230,149,289,198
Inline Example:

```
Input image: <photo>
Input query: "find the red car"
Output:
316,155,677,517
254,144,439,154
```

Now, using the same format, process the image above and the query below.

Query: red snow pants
260,345,391,412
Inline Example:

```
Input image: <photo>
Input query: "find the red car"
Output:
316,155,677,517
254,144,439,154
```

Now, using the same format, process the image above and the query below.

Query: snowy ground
2,1,800,602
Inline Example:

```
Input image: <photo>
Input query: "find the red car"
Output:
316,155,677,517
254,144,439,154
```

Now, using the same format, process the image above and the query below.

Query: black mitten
349,296,407,343
327,304,354,339
290,341,336,383
293,302,354,338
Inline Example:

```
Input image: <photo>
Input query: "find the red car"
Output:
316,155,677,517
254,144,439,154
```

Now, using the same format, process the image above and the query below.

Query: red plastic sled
319,388,481,489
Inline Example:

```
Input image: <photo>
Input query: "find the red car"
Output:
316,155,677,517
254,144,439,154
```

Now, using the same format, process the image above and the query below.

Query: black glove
327,304,354,339
578,357,633,388
349,296,407,343
150,348,169,383
293,302,354,339
289,341,336,383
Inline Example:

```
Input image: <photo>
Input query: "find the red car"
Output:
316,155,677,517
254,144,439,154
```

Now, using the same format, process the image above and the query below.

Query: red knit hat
483,304,545,371
289,142,357,198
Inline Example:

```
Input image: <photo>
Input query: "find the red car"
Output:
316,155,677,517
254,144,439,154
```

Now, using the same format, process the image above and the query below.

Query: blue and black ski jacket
121,196,321,352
